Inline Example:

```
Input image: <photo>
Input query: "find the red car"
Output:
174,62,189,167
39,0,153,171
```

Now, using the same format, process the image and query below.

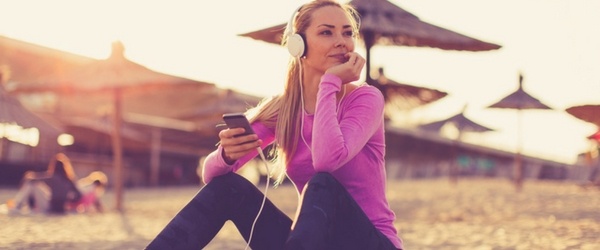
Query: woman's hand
325,52,365,84
218,128,262,164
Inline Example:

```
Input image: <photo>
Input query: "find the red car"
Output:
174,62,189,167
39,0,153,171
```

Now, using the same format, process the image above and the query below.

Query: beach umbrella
185,89,261,119
0,81,62,137
68,41,193,211
487,72,552,191
420,105,494,133
373,67,447,113
21,41,193,211
238,0,501,107
0,77,62,159
565,104,600,127
420,104,494,183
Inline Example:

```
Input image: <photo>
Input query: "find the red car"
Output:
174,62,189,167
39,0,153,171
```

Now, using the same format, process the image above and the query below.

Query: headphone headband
284,3,361,58
285,5,305,58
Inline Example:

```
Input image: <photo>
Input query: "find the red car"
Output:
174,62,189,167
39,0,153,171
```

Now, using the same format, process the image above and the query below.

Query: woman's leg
285,172,397,250
146,172,292,250
30,182,50,213
12,181,50,212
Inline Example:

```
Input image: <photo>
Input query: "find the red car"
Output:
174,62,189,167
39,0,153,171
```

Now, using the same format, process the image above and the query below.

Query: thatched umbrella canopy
374,67,447,113
239,0,500,108
185,89,261,119
420,106,494,134
12,41,203,211
0,83,62,137
488,74,552,110
350,0,501,82
487,73,553,191
62,42,199,211
420,104,494,183
0,77,63,162
565,104,600,127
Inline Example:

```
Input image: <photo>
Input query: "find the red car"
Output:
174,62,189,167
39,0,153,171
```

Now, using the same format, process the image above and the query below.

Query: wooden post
112,88,124,212
150,128,162,186
0,137,5,161
514,109,524,192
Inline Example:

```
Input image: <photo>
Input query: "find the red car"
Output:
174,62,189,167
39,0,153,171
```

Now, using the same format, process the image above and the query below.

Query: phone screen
222,113,255,137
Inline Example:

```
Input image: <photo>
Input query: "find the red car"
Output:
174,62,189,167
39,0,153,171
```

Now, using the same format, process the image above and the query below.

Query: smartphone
222,113,255,137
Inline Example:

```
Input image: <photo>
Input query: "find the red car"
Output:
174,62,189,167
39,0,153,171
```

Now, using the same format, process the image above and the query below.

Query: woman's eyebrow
317,24,353,29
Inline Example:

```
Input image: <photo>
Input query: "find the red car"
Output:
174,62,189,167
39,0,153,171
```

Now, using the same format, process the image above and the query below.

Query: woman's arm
312,74,385,172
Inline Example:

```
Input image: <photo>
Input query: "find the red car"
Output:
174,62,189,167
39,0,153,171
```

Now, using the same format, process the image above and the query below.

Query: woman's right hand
325,52,365,84
218,128,262,164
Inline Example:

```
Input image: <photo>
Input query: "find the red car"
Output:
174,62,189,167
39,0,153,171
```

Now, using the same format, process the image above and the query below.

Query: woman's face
302,6,356,74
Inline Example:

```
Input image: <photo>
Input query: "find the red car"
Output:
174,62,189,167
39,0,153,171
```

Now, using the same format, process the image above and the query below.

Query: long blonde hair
47,153,78,182
246,0,360,184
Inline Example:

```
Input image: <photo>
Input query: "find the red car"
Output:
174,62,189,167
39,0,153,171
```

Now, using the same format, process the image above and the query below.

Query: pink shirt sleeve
312,73,385,172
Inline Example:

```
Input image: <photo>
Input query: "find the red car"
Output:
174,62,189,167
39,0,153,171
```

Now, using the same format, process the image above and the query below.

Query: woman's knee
306,172,339,188
202,172,259,197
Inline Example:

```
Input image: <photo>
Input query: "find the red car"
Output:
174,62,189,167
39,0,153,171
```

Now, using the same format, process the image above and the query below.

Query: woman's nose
334,35,346,48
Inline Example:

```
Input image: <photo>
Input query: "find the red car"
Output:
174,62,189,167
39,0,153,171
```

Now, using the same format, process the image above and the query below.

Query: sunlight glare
57,133,75,146
0,123,40,147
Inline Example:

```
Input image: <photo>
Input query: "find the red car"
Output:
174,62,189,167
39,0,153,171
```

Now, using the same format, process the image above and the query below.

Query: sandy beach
1,177,599,250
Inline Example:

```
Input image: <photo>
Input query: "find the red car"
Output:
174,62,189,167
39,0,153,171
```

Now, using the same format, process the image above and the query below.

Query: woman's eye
320,30,332,35
344,31,354,37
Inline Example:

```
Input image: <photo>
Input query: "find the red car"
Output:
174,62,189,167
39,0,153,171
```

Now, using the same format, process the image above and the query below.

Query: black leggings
146,172,397,250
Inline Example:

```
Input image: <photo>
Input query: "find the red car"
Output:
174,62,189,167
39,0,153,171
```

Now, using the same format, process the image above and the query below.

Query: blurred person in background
2,153,82,215
67,171,108,213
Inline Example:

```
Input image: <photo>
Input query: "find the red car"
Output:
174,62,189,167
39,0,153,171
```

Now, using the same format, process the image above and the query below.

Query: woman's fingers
326,52,365,83
218,128,261,161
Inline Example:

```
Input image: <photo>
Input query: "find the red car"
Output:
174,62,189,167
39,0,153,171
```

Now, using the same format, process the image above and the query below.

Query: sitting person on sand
5,153,82,214
67,171,108,213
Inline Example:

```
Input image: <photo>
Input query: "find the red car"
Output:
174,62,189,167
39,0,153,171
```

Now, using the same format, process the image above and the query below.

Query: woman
6,153,82,214
147,1,402,249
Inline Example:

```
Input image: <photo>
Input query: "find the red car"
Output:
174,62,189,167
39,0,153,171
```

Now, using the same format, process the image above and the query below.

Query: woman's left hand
325,52,365,84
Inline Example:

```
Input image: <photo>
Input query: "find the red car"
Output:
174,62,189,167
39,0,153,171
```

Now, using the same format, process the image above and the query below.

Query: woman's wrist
221,149,236,165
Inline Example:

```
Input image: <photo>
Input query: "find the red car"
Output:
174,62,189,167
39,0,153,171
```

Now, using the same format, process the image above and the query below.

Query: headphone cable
244,147,271,250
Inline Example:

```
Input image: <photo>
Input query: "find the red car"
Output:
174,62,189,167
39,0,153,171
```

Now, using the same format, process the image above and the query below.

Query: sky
1,0,598,164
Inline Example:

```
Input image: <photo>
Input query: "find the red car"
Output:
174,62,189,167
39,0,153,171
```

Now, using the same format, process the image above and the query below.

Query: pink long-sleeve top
203,73,402,249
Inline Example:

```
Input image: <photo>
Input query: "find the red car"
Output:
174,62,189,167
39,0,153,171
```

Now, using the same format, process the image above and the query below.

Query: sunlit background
1,0,598,164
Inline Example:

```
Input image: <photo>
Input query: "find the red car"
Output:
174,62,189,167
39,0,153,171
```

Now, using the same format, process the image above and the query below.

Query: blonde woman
147,1,402,249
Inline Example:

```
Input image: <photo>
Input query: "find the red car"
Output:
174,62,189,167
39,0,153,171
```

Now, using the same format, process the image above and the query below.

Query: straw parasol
185,89,261,119
565,104,600,127
487,72,552,191
0,74,62,160
373,67,447,113
0,79,62,137
420,104,494,183
238,0,501,108
420,105,494,133
16,41,195,211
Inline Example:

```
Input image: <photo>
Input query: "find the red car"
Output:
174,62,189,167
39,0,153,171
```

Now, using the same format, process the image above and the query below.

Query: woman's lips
330,54,347,62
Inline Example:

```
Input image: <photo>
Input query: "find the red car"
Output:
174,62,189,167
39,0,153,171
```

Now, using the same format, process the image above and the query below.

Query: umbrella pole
0,137,4,161
112,88,125,212
514,109,524,192
449,140,458,185
150,128,162,186
450,131,465,185
363,32,375,86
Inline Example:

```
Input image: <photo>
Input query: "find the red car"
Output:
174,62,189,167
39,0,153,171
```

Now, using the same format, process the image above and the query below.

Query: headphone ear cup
287,33,305,58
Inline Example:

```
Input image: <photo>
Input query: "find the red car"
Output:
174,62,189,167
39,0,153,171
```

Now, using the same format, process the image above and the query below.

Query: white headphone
285,6,306,58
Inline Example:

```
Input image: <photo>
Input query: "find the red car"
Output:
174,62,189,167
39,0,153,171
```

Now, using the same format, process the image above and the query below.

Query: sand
1,177,599,250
